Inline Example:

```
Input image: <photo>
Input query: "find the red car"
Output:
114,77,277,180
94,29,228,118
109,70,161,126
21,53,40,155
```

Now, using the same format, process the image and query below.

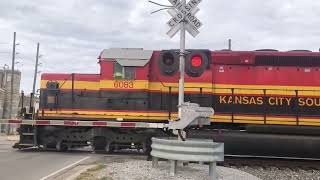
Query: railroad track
220,156,320,171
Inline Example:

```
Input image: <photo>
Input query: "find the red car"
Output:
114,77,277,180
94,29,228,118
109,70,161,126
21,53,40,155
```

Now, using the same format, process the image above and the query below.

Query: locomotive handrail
149,71,169,88
58,74,73,88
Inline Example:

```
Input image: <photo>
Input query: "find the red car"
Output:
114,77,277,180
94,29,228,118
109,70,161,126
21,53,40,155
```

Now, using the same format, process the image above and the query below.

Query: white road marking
39,156,90,180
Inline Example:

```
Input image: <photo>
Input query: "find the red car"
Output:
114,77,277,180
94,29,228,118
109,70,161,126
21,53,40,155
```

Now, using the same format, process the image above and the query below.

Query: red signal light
191,55,202,67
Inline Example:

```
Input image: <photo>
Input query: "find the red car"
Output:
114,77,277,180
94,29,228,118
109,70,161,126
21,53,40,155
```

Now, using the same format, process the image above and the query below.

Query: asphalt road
0,136,96,180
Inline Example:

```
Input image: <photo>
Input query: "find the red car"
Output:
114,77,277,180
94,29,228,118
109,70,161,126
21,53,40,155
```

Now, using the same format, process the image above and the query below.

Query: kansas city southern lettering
219,96,320,107
219,96,264,105
298,98,320,107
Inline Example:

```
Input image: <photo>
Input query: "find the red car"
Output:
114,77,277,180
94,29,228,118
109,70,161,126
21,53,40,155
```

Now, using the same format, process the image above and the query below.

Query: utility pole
30,43,40,115
228,39,232,51
8,32,16,135
1,66,4,88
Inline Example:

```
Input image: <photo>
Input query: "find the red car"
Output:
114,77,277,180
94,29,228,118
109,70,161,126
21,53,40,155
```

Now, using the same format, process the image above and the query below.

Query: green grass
75,164,111,180
99,177,112,180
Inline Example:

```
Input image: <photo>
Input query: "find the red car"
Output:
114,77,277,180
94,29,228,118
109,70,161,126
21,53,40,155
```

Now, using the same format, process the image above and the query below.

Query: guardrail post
170,160,177,176
209,162,217,180
152,157,159,168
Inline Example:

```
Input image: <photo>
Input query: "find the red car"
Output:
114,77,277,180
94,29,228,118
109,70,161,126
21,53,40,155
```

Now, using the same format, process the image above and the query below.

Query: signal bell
185,50,210,77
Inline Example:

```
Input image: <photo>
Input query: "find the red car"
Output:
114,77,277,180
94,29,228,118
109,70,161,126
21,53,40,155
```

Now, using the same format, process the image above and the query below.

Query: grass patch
99,177,112,180
75,164,111,180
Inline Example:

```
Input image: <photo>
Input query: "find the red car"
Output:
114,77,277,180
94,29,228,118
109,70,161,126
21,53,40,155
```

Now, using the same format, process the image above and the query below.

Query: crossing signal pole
165,0,202,121
178,0,186,120
150,0,203,139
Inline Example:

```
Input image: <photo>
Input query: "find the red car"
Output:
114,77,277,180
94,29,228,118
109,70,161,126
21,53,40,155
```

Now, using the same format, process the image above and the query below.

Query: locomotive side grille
255,56,320,67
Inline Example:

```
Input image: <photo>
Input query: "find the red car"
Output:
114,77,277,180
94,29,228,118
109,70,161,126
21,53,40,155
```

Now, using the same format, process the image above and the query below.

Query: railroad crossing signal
149,0,204,134
167,0,203,38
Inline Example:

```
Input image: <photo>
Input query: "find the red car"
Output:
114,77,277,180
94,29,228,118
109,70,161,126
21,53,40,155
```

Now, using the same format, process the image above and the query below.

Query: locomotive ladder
13,125,37,149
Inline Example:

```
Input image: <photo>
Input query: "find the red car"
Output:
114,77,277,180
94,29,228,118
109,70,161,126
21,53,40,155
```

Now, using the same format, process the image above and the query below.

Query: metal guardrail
151,137,224,180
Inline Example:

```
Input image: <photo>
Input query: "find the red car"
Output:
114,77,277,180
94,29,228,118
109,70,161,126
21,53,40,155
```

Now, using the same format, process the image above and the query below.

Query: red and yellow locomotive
15,48,320,156
40,48,320,125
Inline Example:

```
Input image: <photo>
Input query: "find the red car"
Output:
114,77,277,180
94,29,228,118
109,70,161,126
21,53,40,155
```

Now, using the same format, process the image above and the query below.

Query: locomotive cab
99,48,153,89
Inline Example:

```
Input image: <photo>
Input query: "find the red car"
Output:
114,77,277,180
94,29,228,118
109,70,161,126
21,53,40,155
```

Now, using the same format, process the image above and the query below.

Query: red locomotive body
14,48,320,157
39,49,320,126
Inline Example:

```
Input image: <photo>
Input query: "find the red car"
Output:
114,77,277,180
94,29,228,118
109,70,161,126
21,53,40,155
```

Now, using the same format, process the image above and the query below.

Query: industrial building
0,69,21,133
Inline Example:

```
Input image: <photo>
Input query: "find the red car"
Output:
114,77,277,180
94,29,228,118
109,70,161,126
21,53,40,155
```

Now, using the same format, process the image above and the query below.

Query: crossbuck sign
167,0,202,38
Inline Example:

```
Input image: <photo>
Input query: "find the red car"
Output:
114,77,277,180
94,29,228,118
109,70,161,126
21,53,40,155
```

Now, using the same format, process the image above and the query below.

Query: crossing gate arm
0,119,168,129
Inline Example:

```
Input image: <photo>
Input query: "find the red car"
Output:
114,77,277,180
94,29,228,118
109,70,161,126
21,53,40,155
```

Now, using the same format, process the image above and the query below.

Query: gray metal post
30,43,40,115
209,162,217,180
1,65,7,133
2,65,7,88
170,160,177,176
178,0,186,132
152,157,159,168
7,32,16,135
228,39,232,51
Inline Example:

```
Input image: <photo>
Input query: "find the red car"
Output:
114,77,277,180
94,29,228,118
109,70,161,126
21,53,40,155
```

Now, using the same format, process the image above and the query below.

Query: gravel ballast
237,166,320,180
94,156,320,180
97,156,259,180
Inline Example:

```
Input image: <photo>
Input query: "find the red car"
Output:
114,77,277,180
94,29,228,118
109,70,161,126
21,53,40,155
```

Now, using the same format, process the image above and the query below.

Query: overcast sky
0,0,319,93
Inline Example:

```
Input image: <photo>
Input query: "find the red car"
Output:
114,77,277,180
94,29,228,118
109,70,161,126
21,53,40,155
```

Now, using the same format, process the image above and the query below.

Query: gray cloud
0,0,319,93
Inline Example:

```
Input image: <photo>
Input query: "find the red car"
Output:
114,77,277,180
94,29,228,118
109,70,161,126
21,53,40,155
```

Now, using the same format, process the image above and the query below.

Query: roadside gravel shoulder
237,166,320,180
80,155,320,180
93,156,260,180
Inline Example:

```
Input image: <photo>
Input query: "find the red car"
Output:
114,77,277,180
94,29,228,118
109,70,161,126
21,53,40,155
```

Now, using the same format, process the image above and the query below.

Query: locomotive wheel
42,135,57,150
43,143,56,150
56,141,69,152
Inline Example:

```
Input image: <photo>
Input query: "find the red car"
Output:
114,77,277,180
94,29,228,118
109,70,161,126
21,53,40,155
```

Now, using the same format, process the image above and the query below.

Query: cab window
114,62,135,80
